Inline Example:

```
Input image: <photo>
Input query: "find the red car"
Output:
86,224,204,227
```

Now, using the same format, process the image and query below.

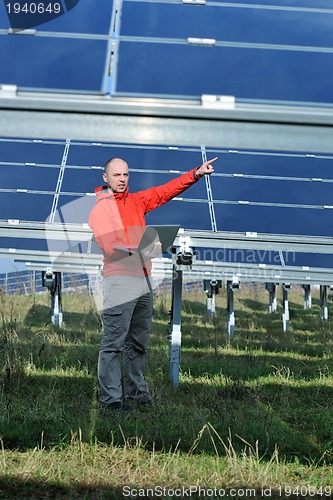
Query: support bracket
302,284,312,309
282,283,291,332
42,269,63,327
227,277,240,340
204,279,222,319
266,282,277,313
320,285,328,322
168,242,195,386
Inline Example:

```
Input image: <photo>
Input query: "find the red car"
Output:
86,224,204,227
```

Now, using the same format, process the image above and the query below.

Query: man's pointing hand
196,157,218,178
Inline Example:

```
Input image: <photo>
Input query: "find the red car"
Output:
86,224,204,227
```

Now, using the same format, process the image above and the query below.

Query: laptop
114,225,180,256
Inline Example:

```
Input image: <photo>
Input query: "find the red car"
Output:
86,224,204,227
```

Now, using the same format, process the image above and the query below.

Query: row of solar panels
1,0,333,106
2,138,333,235
1,137,333,271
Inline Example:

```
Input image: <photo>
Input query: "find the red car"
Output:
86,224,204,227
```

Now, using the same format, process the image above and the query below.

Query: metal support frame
320,285,329,322
168,242,194,385
1,93,333,153
227,277,240,340
302,284,312,309
204,279,222,319
169,266,183,387
266,282,277,313
42,269,63,327
282,283,291,332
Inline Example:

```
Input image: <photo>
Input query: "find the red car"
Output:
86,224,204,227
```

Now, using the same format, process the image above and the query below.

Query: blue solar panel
0,192,54,222
0,165,59,190
0,236,50,252
0,140,65,164
206,150,333,178
213,203,333,237
212,177,333,206
0,36,107,92
121,2,333,48
61,168,102,194
285,252,333,269
116,41,333,103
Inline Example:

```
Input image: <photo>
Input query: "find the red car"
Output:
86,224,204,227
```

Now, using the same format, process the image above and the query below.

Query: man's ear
102,172,107,183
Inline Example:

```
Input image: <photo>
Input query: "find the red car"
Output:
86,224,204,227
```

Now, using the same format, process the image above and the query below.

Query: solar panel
0,36,108,92
0,139,65,163
115,41,333,103
0,164,59,190
121,2,333,47
213,203,333,237
0,192,55,222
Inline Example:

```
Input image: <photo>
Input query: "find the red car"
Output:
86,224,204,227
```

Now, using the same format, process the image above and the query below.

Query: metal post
51,272,63,327
42,269,63,327
320,285,328,322
206,291,215,319
169,266,183,386
302,284,312,309
204,279,222,319
282,283,290,332
227,280,235,340
266,283,277,313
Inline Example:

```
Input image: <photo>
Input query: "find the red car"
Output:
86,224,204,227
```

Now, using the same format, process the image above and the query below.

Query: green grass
1,284,333,498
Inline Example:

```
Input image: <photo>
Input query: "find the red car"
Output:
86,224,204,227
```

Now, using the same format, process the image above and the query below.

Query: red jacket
88,168,200,277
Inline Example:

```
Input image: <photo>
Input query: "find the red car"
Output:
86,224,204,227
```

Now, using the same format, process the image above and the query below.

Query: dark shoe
101,402,133,412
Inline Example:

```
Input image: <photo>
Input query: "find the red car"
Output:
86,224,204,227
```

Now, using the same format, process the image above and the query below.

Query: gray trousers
98,275,153,405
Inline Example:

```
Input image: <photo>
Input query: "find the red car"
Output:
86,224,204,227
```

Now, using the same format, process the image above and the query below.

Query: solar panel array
1,0,333,107
1,136,333,270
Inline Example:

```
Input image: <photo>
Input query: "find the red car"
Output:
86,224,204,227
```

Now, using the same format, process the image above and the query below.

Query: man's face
103,159,129,193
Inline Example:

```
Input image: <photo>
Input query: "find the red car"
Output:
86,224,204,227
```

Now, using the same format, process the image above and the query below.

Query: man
88,156,217,411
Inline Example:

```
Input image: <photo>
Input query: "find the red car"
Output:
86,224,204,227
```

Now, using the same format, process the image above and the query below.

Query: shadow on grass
0,476,123,499
177,297,333,357
1,372,98,450
23,303,101,332
175,376,333,463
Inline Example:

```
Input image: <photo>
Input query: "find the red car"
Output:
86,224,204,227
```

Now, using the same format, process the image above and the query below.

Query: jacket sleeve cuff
193,167,203,180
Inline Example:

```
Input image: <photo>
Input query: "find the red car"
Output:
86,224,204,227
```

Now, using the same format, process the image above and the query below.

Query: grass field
1,283,333,499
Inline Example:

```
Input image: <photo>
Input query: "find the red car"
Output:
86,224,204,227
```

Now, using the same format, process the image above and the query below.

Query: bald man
89,156,217,411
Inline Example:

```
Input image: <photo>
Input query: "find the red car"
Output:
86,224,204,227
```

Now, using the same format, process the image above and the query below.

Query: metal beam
3,223,333,255
2,248,333,284
1,94,333,152
177,229,333,254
